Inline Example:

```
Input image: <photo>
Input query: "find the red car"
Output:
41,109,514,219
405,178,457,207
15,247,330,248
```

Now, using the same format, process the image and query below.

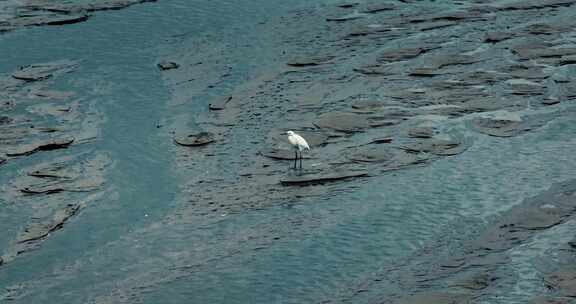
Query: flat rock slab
12,60,77,81
353,64,396,76
347,146,431,169
157,61,180,70
546,269,576,297
348,147,395,163
424,54,480,69
1,0,157,33
449,271,496,291
31,12,90,26
209,96,232,110
280,170,368,185
473,180,576,251
387,292,471,304
529,296,573,304
23,0,158,12
17,203,80,245
287,55,334,67
378,47,427,62
408,126,434,138
494,0,576,11
173,132,214,146
512,44,576,61
21,185,64,195
315,112,370,133
408,67,445,77
261,148,311,160
400,138,467,156
326,11,367,22
6,137,74,157
501,64,547,79
484,31,514,43
351,100,388,111
506,79,546,95
471,113,553,137
361,3,396,13
336,3,359,8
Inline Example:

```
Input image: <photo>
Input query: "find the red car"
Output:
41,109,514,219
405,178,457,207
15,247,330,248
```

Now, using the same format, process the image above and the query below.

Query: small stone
157,61,180,70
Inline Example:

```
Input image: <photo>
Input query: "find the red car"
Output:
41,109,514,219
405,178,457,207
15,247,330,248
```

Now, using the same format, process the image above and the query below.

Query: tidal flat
1,0,576,303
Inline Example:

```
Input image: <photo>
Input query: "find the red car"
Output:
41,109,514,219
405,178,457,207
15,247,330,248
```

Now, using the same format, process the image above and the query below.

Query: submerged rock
314,112,370,133
474,180,576,251
173,132,215,146
471,112,553,137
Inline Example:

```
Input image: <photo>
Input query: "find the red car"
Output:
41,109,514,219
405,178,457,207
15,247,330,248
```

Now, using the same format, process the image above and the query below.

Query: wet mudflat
2,0,576,303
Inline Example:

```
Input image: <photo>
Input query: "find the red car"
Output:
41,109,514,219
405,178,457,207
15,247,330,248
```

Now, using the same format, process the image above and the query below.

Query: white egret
286,130,310,169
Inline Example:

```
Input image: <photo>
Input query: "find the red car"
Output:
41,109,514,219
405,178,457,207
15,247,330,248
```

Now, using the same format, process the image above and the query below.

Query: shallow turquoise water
2,1,576,304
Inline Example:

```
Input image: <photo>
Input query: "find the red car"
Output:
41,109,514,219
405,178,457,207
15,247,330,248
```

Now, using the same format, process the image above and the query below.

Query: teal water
1,1,576,304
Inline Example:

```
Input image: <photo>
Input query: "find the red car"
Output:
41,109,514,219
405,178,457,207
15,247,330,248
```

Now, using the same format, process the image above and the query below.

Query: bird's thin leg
294,150,297,169
299,151,303,169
